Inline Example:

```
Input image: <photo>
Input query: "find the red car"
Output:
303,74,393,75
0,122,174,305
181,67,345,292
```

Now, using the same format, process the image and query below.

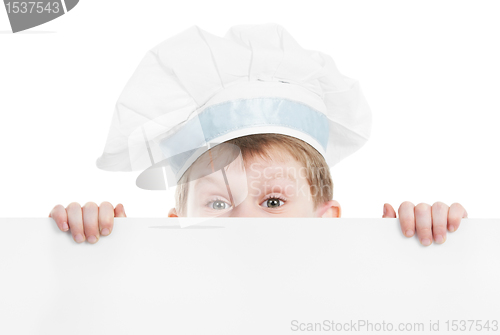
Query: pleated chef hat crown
95,23,372,190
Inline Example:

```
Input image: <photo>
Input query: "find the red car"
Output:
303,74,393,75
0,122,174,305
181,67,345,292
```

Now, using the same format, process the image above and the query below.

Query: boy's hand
382,202,468,246
48,202,126,244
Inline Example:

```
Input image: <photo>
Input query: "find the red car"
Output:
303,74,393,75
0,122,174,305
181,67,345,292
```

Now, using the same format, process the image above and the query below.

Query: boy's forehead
185,144,305,182
237,153,303,183
191,157,300,189
244,154,295,170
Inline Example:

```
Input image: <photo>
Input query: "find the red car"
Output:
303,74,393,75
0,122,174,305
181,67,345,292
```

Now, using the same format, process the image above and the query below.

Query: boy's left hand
383,202,468,246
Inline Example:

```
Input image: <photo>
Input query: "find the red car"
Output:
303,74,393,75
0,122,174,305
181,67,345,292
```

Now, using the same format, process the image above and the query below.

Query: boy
49,133,467,246
48,24,467,246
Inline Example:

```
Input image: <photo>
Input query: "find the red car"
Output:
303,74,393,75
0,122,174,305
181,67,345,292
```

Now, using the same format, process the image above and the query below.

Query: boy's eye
209,199,231,210
261,198,285,208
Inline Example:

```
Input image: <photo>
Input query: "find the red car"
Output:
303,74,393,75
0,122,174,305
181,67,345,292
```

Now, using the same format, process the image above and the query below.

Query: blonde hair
174,133,333,215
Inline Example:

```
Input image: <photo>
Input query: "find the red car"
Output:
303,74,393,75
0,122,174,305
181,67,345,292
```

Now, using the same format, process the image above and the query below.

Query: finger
66,202,85,243
49,204,69,232
99,201,115,236
448,203,467,232
398,201,415,237
415,203,433,246
431,202,449,244
82,202,100,244
382,203,397,218
115,203,127,217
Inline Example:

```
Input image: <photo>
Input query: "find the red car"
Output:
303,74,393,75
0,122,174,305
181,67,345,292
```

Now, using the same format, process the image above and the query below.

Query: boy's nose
223,186,266,217
227,201,266,218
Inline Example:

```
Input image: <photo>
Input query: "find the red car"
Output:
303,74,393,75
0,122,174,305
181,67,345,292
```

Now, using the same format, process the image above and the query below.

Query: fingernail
101,228,110,236
421,238,431,246
383,205,387,216
405,230,414,237
75,234,84,243
87,235,97,244
435,235,444,244
449,225,456,232
62,222,69,231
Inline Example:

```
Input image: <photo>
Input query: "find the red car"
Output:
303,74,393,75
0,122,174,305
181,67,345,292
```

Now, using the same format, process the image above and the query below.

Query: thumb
115,203,127,217
382,203,397,218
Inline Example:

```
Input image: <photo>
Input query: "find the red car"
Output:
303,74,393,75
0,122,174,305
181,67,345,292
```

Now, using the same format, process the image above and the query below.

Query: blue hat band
159,97,330,176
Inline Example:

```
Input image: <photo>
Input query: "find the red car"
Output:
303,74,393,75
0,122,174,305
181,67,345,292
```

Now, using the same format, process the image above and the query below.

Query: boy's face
169,148,341,218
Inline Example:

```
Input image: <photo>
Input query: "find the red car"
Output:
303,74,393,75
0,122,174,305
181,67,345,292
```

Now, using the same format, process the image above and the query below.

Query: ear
315,200,341,218
168,207,179,217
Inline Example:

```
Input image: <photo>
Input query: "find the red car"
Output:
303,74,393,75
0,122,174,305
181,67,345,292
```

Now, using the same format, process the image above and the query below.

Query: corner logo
3,1,79,33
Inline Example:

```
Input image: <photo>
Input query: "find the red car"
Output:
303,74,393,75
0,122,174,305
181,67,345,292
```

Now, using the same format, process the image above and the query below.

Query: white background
0,0,498,218
1,218,498,334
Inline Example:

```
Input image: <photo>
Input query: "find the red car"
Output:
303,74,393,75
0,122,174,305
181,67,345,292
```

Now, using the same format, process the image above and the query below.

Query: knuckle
399,201,414,209
53,204,65,211
100,201,113,209
83,201,98,210
415,202,431,213
432,201,448,211
51,204,65,219
67,202,81,210
416,202,430,209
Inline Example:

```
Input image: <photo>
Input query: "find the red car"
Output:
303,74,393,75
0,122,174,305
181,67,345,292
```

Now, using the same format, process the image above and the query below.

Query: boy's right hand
49,202,126,244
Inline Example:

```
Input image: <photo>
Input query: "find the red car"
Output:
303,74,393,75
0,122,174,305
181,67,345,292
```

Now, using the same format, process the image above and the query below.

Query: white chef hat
95,23,372,190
